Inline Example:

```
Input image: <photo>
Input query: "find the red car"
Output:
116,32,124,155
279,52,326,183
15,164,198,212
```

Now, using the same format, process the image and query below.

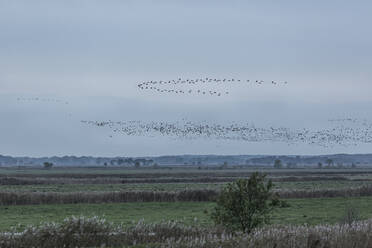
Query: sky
0,0,372,157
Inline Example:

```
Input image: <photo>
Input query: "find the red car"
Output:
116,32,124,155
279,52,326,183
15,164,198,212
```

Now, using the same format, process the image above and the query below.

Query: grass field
2,167,372,233
1,196,372,231
0,180,371,193
2,166,372,247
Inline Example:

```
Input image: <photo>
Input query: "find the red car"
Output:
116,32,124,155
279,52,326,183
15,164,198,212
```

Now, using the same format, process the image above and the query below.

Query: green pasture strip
0,183,223,192
0,183,231,193
0,180,371,193
0,202,214,231
1,197,372,231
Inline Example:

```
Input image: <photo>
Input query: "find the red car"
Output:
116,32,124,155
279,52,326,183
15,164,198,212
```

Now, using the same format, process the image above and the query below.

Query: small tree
43,162,53,169
318,162,323,169
134,161,140,168
326,159,334,167
274,159,283,169
211,172,284,233
219,162,228,170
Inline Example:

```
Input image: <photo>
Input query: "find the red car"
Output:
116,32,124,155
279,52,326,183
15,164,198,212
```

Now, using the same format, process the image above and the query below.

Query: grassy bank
1,196,372,231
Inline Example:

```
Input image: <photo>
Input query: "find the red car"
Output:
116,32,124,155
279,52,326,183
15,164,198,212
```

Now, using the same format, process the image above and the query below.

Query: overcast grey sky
1,0,372,157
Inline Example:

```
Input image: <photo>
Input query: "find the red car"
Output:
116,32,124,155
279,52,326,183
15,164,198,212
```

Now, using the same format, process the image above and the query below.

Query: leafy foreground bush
212,173,284,232
2,216,372,247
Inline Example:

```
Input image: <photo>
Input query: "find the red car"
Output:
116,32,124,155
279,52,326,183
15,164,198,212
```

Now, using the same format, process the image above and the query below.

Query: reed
2,216,372,247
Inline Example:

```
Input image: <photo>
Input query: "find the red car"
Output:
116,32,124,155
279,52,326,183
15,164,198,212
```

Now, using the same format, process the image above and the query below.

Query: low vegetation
2,186,372,205
0,190,217,205
2,216,372,248
1,167,372,246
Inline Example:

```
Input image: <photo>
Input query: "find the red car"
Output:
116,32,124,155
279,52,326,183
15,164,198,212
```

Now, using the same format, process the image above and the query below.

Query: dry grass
2,216,372,247
278,185,372,198
0,176,351,185
0,190,218,205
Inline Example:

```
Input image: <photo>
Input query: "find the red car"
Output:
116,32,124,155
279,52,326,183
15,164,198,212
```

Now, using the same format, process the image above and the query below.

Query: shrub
43,162,53,169
273,159,283,169
211,172,283,233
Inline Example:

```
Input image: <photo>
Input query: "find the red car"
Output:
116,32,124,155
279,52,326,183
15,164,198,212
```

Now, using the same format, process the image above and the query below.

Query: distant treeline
1,154,372,167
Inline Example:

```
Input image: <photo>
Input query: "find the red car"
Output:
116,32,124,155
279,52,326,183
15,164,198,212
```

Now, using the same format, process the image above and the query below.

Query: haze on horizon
1,0,372,157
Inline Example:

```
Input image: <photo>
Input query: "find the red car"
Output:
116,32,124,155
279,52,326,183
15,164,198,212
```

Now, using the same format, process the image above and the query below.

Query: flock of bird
16,97,69,104
15,80,372,150
137,77,288,96
81,118,372,147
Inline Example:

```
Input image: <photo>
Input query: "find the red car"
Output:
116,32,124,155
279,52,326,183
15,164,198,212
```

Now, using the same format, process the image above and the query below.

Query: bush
0,216,116,248
274,159,283,169
43,162,53,169
211,172,283,233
